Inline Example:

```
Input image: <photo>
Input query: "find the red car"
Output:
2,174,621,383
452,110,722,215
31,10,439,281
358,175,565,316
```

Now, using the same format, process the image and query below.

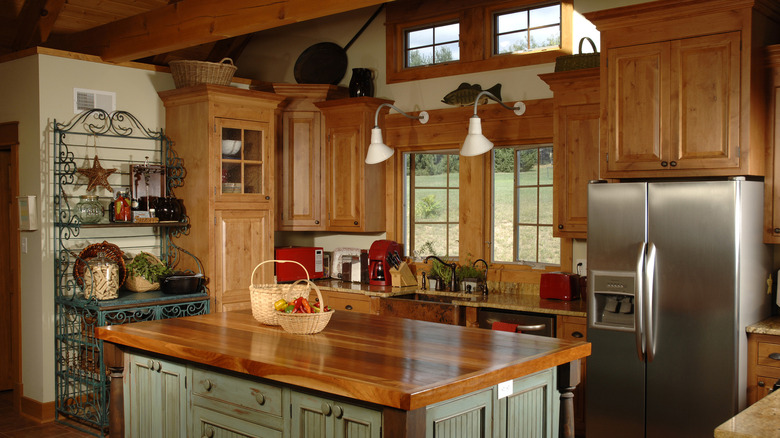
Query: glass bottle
75,195,103,224
112,191,132,222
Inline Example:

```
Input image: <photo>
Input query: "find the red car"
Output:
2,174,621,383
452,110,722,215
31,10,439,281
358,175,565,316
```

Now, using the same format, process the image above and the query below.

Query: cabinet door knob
203,426,215,438
354,221,359,226
321,402,332,416
203,379,213,391
254,392,265,405
265,196,270,200
669,161,677,167
775,228,780,234
571,331,584,338
147,359,154,369
558,224,563,229
769,353,780,361
661,161,668,167
759,380,766,387
333,405,344,419
345,305,353,311
315,220,320,225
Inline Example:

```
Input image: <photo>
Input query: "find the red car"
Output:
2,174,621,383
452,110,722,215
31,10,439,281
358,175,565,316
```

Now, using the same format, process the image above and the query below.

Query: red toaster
540,272,581,301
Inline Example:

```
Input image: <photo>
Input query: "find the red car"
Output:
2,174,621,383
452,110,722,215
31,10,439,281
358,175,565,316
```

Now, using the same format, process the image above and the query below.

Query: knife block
390,262,418,288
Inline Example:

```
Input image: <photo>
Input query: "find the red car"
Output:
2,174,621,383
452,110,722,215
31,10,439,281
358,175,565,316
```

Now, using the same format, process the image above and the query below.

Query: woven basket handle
290,278,325,309
219,58,234,65
250,259,311,285
578,37,597,54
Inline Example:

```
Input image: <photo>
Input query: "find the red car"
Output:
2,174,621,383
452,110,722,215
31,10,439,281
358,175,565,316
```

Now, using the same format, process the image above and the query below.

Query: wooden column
103,342,124,438
557,360,581,438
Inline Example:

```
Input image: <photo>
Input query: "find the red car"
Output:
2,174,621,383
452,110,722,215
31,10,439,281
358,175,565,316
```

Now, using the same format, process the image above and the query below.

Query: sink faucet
473,258,488,295
424,256,458,292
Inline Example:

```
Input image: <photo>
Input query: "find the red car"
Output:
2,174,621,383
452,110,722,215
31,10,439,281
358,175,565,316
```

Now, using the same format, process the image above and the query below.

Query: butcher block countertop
95,310,590,411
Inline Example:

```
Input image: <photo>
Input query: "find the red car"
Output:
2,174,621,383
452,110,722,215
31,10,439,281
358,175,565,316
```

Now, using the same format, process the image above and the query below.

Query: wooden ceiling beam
56,0,392,63
12,0,66,51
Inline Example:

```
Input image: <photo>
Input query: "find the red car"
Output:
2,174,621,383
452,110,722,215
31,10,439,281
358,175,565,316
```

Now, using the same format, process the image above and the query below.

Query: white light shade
460,116,494,156
365,127,395,164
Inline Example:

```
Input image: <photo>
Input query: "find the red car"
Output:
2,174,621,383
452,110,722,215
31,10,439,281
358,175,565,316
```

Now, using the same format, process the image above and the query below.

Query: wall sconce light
460,91,526,157
366,103,429,164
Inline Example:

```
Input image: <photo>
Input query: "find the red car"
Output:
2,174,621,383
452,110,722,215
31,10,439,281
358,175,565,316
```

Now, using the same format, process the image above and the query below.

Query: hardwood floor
0,391,97,437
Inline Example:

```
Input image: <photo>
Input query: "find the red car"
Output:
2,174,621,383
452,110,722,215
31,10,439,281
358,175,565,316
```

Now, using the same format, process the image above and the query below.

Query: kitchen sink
391,293,482,304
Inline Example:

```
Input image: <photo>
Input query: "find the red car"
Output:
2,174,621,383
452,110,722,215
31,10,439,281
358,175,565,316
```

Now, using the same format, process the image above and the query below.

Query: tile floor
0,391,98,437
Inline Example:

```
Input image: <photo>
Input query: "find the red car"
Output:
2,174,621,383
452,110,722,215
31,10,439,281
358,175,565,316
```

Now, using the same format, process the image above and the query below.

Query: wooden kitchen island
96,311,590,438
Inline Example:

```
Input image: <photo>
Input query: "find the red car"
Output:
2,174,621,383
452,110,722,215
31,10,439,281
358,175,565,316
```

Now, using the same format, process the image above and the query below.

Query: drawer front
312,290,371,313
191,405,283,438
558,316,587,341
191,368,283,417
757,342,780,368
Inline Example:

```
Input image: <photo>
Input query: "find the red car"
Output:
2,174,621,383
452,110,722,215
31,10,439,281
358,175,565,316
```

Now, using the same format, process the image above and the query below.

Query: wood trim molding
19,394,56,423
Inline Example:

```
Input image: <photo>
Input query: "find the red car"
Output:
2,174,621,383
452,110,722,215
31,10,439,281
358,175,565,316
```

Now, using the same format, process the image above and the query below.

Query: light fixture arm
374,103,429,127
471,91,526,117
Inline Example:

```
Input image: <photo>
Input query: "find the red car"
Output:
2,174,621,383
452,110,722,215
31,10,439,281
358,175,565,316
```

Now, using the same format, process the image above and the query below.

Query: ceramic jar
349,68,374,97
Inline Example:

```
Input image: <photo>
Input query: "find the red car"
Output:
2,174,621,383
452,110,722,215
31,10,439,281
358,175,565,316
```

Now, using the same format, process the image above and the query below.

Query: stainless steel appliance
478,309,555,337
586,179,770,437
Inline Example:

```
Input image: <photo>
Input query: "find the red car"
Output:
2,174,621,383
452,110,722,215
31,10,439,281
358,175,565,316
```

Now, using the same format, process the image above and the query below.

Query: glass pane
517,225,537,262
407,47,433,67
244,164,262,194
497,11,527,33
244,129,262,161
539,187,553,224
222,162,241,193
404,154,411,257
448,188,459,221
222,127,241,158
448,223,459,258
530,5,559,28
448,155,460,187
497,33,528,54
408,28,433,48
435,42,460,63
517,187,538,223
415,188,446,222
435,23,459,44
529,26,561,50
517,149,538,184
415,154,449,186
415,223,447,256
539,146,553,184
493,148,514,262
538,226,559,264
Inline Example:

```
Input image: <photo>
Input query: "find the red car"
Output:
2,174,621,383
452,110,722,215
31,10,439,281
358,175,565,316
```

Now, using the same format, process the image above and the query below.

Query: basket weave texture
73,241,127,289
276,279,333,335
124,252,164,293
554,37,600,72
169,57,238,89
250,260,311,326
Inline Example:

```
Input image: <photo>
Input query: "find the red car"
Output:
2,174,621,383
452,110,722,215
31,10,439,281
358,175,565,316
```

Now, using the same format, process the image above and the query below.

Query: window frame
385,0,573,84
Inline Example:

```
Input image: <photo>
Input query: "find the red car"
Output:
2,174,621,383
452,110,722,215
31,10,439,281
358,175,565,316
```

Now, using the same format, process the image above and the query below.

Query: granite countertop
313,279,587,318
715,388,780,437
747,316,780,336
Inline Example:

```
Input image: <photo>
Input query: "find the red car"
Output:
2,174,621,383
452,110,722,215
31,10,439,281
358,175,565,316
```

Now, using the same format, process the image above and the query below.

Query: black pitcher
349,68,374,97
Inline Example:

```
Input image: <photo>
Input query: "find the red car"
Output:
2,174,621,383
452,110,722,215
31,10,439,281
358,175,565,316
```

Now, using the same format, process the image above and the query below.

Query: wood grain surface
96,311,590,410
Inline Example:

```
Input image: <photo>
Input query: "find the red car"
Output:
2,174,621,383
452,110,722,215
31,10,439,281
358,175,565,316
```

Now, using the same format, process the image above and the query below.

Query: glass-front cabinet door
216,117,272,203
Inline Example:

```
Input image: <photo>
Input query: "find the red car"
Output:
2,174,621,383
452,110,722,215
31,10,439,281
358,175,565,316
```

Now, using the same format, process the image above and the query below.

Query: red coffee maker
368,240,400,286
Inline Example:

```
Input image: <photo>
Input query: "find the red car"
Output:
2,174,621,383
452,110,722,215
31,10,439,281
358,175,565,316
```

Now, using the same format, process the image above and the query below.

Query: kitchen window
403,151,460,259
406,22,460,67
492,145,558,265
494,3,561,55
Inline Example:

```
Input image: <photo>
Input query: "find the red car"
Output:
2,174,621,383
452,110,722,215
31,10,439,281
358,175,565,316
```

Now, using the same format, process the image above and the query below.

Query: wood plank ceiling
1,0,390,65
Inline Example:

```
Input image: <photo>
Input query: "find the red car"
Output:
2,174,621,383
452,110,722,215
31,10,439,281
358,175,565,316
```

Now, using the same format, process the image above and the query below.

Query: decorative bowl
221,139,241,156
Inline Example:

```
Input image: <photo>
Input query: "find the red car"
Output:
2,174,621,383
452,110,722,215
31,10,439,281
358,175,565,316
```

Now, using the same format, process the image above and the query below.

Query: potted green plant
428,258,453,291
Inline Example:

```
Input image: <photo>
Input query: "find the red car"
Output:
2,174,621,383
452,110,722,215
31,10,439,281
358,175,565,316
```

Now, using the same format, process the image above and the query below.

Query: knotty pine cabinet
539,68,600,239
585,0,779,179
315,97,392,232
764,46,780,243
273,84,348,231
159,85,284,312
747,332,780,405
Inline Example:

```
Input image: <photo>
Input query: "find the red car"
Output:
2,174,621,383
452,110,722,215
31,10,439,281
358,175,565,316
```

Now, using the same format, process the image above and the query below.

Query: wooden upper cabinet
764,46,780,243
540,68,600,239
586,0,779,179
315,97,392,233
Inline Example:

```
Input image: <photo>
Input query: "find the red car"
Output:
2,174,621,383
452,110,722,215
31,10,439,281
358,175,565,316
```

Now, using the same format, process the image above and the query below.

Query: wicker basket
169,57,238,89
554,37,600,72
250,260,311,326
125,252,165,293
73,241,127,289
276,279,333,335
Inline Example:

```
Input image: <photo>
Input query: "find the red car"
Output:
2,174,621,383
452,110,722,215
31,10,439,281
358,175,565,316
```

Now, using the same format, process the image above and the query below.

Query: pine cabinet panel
764,46,780,243
278,110,324,229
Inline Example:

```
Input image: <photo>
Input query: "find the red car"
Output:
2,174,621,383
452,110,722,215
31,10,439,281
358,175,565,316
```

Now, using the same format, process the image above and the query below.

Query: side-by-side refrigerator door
586,182,647,438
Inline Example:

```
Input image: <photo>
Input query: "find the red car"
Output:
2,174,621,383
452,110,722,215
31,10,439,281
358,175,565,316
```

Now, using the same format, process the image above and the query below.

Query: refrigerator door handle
635,242,647,361
644,241,657,363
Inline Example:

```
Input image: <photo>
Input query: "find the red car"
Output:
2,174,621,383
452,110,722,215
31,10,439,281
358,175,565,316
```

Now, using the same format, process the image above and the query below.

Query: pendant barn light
366,103,429,164
460,91,526,157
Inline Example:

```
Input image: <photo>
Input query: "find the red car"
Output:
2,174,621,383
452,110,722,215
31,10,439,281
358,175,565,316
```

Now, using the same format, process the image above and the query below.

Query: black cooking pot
160,272,204,295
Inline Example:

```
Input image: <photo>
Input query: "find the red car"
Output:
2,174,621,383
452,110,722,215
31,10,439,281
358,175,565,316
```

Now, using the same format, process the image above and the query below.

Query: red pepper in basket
301,298,312,314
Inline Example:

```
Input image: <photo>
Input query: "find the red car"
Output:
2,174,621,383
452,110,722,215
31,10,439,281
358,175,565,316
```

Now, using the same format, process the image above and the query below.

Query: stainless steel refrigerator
586,179,771,437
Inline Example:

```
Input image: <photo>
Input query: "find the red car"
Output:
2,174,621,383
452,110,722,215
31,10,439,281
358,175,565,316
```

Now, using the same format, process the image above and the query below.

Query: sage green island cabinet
125,353,188,438
290,391,382,438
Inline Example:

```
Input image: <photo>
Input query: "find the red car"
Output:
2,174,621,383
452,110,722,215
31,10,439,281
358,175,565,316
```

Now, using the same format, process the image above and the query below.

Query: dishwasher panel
477,309,555,337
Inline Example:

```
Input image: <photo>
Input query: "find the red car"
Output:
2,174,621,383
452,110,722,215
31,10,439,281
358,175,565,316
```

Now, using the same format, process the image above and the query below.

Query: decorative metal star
77,155,117,192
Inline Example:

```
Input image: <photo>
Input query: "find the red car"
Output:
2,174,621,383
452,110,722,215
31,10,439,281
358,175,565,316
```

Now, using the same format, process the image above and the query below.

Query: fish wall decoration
441,83,502,106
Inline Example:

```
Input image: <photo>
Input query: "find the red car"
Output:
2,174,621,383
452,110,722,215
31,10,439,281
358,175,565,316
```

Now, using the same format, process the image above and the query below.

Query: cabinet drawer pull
669,161,677,167
333,405,344,419
203,425,215,438
661,161,668,167
775,228,780,234
254,392,265,405
321,402,332,416
769,353,780,361
571,331,584,339
759,380,766,387
345,305,353,311
203,379,213,391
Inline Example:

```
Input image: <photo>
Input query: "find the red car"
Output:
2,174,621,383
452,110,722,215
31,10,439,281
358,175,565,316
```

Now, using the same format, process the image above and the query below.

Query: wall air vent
74,88,116,113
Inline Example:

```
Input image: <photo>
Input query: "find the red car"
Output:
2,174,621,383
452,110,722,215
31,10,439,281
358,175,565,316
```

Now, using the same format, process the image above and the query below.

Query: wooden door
605,41,670,173
215,118,273,205
214,209,273,312
0,148,12,391
277,111,324,230
669,32,741,170
325,123,364,231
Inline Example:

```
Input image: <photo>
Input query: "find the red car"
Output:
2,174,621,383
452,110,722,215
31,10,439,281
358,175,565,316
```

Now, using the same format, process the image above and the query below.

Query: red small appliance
368,240,400,286
539,272,580,301
274,247,324,282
